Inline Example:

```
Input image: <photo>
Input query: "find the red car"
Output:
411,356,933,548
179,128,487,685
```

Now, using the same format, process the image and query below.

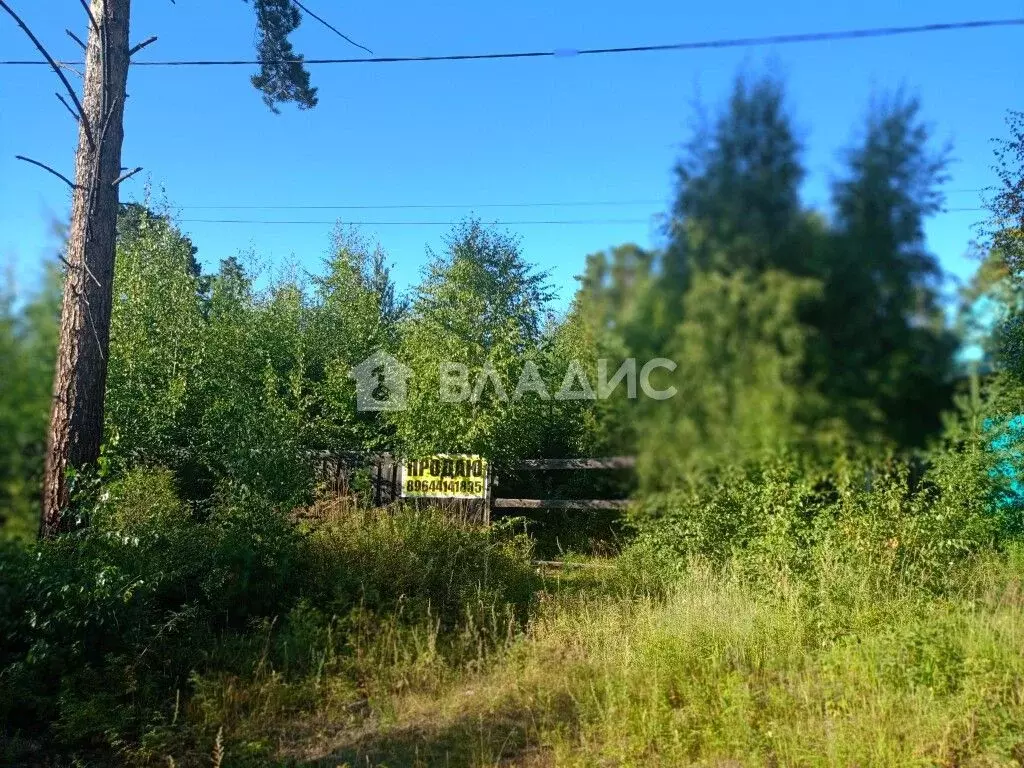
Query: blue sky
1,1,1020,309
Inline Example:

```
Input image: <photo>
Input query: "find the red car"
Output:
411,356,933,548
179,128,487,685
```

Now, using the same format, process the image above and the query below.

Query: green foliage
817,92,956,446
987,110,1024,283
553,75,958,474
498,550,1024,767
246,0,318,111
391,220,557,463
0,471,537,759
0,479,301,753
637,268,841,489
665,73,809,283
107,206,206,470
564,244,661,455
572,243,661,360
102,209,402,508
631,458,822,569
0,262,60,540
632,400,1003,593
303,507,538,627
302,228,404,453
984,111,1024,379
540,307,629,458
1,67,1018,766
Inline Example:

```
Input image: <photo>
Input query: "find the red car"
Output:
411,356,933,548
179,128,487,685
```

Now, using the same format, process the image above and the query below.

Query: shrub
629,440,1003,593
0,472,540,760
301,505,539,627
630,457,823,568
0,471,304,755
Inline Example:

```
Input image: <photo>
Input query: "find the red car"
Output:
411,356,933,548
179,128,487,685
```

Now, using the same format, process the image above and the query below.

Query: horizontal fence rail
493,498,631,510
507,456,636,470
492,456,634,512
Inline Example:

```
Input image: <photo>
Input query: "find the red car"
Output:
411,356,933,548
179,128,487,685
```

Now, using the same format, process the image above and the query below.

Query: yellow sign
401,454,488,499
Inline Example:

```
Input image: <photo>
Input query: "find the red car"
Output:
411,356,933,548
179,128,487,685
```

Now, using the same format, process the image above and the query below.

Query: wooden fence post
390,457,399,506
485,462,494,527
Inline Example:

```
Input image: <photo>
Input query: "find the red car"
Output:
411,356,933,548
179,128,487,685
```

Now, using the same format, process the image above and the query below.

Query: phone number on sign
405,479,484,495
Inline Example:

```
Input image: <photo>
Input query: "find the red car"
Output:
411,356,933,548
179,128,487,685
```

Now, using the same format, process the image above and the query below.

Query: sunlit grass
167,547,1024,767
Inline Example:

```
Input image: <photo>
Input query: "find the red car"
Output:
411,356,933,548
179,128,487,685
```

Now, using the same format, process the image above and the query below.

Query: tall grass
523,555,1024,766
6,456,1024,766
269,550,1024,767
0,480,538,766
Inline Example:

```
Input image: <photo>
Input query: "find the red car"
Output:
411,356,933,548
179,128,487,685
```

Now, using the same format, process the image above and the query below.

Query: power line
158,190,988,212
289,0,372,56
175,209,985,226
2,18,1022,67
177,218,657,226
174,200,667,211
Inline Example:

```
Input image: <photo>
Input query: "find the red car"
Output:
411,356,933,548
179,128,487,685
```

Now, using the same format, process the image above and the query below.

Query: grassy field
5,485,1024,767
172,546,1024,767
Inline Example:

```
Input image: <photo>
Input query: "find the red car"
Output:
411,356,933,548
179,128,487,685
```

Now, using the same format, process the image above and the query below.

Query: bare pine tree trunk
40,0,131,537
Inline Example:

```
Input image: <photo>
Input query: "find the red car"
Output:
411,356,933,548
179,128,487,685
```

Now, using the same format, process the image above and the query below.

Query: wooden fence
312,453,636,521
491,456,634,512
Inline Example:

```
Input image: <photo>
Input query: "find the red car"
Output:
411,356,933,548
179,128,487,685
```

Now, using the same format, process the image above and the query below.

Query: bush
0,479,304,755
629,439,1003,593
0,471,539,761
301,505,539,627
630,457,823,568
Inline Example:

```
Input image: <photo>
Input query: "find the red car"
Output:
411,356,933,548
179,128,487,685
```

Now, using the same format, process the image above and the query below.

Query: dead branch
54,60,83,78
128,35,157,57
55,92,81,123
78,0,98,34
112,166,142,186
65,28,86,50
15,155,76,189
0,1,94,150
58,254,102,289
85,303,105,361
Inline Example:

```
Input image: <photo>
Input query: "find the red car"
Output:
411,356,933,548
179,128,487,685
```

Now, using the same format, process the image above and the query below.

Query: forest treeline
2,75,1024,764
1,76,1018,536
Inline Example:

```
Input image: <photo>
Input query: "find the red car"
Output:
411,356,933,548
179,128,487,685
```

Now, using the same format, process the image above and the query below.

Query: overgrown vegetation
0,481,537,763
1,73,1023,765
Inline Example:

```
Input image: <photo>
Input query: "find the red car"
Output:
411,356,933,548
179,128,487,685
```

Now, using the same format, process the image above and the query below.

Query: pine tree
664,74,808,288
821,92,956,447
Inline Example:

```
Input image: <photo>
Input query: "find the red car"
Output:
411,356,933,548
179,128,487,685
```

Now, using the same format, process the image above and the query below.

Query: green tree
391,221,554,463
1,0,355,535
983,111,1024,380
0,264,61,539
540,308,634,457
573,244,663,361
303,229,402,453
637,268,838,491
106,207,206,469
561,245,666,455
988,111,1024,283
187,258,313,505
664,74,812,290
819,93,956,447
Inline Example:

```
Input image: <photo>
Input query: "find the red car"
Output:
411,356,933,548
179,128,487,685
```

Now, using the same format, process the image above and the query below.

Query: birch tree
0,0,363,536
